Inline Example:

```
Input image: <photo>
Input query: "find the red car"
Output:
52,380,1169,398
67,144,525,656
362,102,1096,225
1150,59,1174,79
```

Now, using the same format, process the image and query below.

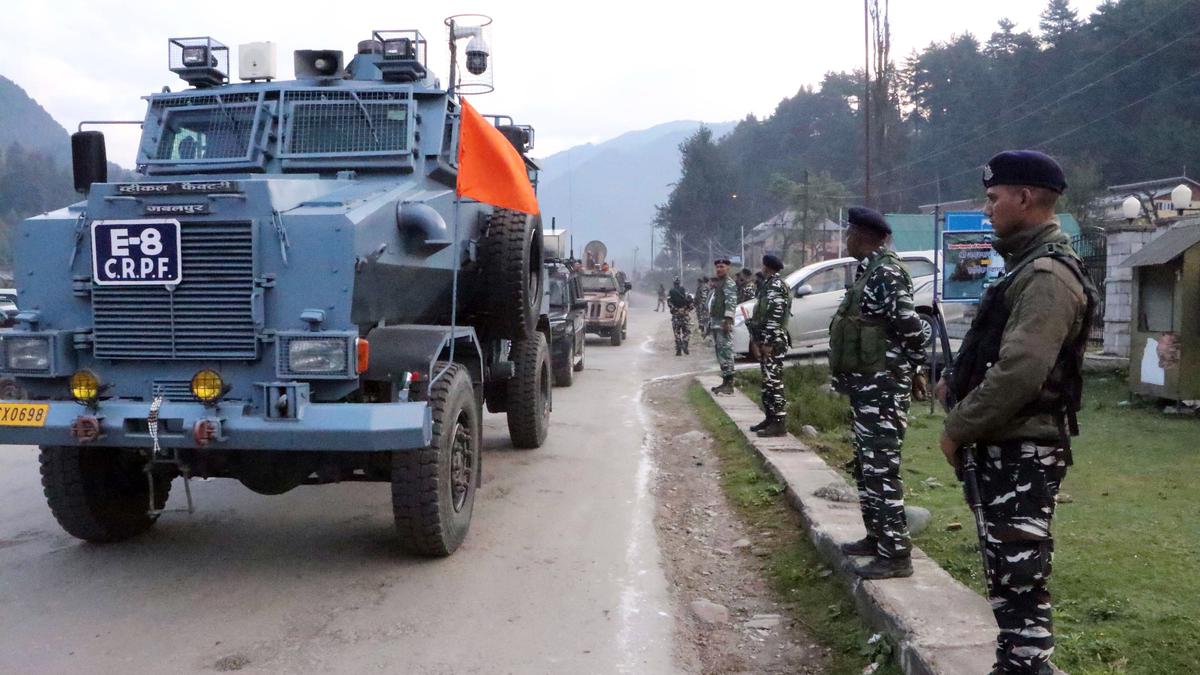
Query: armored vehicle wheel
573,346,585,372
39,446,171,543
392,362,479,556
610,323,624,346
554,343,575,387
507,333,551,449
479,209,544,340
622,317,628,340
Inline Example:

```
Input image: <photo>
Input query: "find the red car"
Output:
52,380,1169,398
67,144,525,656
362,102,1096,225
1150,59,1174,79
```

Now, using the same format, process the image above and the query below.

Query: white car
731,251,962,356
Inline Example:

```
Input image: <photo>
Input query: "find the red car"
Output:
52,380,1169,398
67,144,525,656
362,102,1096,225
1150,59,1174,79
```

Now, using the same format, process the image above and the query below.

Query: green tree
1039,0,1081,47
768,171,850,266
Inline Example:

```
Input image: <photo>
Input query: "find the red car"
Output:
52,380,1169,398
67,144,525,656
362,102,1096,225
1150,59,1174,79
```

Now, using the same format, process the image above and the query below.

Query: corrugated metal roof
1121,222,1200,267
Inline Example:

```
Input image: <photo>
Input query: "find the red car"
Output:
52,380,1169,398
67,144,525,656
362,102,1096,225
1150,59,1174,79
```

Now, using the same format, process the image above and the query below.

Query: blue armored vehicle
0,23,552,556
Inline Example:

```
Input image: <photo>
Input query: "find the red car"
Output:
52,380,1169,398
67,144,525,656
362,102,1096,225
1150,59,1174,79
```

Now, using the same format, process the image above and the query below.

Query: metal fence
1072,230,1107,346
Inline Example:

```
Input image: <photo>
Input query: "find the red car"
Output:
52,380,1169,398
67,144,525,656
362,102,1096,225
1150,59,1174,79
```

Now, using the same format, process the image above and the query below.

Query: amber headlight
70,370,100,404
191,369,224,404
5,336,51,372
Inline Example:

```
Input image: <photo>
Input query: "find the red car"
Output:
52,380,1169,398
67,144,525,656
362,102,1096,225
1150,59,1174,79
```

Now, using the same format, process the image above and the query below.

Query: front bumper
0,398,433,452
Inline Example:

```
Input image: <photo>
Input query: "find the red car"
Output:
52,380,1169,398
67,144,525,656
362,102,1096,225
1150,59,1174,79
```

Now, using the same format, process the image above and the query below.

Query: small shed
1121,221,1200,400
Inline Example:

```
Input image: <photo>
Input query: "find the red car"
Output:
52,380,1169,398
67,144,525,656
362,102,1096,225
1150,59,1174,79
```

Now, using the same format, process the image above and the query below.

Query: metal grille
283,90,410,156
93,221,257,360
151,104,258,161
1072,231,1108,346
151,380,194,401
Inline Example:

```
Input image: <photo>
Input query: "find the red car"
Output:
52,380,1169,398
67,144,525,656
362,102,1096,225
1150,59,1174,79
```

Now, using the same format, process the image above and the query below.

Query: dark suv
546,262,588,386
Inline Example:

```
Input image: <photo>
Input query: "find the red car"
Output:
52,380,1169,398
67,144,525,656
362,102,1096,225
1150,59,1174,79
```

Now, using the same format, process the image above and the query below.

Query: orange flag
456,98,540,215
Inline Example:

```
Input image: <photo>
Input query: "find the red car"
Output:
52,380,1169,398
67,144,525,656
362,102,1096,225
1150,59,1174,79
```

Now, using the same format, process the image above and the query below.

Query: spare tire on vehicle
477,209,543,340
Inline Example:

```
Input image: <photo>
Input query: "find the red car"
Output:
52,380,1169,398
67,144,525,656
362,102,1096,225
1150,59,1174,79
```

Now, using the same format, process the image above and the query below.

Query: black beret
983,150,1067,194
713,257,732,265
847,206,892,235
762,254,784,271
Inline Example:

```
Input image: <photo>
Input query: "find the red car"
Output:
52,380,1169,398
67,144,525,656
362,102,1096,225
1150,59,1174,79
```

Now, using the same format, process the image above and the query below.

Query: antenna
551,216,556,232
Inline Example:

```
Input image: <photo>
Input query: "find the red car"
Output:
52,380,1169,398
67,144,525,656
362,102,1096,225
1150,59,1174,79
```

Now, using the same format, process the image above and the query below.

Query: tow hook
192,418,221,447
70,415,103,443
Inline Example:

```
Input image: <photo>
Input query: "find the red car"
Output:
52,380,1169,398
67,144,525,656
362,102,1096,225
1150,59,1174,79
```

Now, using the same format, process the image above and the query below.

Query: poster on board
941,230,1005,303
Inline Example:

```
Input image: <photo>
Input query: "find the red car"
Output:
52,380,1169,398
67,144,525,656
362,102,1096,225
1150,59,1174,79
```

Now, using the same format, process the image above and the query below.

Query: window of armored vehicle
155,105,258,160
548,278,570,308
580,275,618,294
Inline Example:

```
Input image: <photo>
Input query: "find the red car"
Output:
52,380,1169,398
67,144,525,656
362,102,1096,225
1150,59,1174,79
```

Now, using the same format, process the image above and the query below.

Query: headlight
5,336,50,372
191,369,224,404
606,303,617,313
70,369,101,403
287,338,349,374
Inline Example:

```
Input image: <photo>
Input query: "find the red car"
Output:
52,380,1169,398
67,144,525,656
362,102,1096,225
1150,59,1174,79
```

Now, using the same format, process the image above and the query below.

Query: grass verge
738,366,1200,675
689,383,901,675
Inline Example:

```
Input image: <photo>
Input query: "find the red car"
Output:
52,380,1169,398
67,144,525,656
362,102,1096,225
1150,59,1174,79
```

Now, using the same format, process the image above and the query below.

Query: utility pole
863,0,872,208
633,247,639,277
650,227,655,272
675,232,684,281
707,238,714,266
740,224,745,267
802,169,811,266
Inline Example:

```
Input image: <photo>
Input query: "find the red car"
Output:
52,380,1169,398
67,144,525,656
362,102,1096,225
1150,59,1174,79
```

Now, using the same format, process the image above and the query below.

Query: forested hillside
656,0,1200,265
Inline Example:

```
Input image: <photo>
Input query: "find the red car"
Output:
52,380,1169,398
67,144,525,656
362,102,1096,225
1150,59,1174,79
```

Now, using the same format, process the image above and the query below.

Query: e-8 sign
91,220,183,286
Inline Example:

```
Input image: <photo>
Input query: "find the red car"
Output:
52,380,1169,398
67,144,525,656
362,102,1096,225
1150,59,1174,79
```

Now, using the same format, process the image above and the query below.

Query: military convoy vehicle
545,260,587,386
578,241,630,346
0,21,551,556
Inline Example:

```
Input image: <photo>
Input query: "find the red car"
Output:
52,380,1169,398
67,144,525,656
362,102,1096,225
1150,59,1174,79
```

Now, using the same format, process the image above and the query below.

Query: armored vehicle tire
507,334,551,449
554,343,575,387
610,323,623,346
39,446,171,543
479,209,544,340
392,362,479,557
573,346,585,372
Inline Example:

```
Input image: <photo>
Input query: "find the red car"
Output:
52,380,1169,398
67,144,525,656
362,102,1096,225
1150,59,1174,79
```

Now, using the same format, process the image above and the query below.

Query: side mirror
794,284,813,298
71,131,108,193
572,300,588,311
624,282,633,292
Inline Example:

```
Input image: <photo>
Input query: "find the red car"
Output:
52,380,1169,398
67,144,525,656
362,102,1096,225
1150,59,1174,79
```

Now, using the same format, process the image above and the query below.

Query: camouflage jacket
708,276,738,323
752,273,791,347
944,221,1089,445
834,248,926,388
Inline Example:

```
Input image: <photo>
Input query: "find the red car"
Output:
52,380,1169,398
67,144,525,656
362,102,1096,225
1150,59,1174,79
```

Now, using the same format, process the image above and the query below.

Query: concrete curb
698,375,1002,675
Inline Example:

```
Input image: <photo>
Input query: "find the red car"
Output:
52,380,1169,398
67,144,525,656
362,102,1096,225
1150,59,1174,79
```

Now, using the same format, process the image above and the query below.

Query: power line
850,17,1200,186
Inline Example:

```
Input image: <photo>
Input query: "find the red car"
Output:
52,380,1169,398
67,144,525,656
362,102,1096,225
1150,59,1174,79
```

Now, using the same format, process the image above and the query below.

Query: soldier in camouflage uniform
667,278,693,356
708,259,739,395
830,207,929,580
938,152,1095,675
736,267,756,303
748,254,790,437
694,277,711,334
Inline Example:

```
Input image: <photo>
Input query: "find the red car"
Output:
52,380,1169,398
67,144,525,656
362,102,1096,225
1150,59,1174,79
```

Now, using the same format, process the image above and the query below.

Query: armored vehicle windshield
580,274,619,294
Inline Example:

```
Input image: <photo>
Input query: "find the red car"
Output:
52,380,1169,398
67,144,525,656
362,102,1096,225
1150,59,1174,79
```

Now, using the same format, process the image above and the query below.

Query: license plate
91,219,183,286
0,403,49,427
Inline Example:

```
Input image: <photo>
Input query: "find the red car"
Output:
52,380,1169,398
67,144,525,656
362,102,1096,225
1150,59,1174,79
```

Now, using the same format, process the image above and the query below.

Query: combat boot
756,417,786,437
710,377,734,396
749,417,772,432
675,346,682,356
683,342,690,355
839,536,879,557
854,555,913,580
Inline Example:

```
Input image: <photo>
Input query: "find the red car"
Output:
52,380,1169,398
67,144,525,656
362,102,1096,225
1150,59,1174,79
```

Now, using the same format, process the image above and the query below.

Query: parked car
0,289,17,328
731,251,963,358
546,263,588,386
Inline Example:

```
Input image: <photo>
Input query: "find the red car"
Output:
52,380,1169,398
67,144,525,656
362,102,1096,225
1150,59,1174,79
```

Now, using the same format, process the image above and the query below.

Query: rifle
934,307,992,595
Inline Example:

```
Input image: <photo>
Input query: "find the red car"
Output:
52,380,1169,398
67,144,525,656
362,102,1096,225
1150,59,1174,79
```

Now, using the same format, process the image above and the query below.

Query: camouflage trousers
670,311,691,352
976,441,1067,674
759,334,788,418
710,328,735,379
848,374,912,559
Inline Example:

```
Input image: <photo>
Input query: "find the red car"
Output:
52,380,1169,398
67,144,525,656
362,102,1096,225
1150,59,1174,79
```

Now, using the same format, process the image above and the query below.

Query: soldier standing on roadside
737,267,756,303
749,254,791,437
830,207,929,580
708,259,739,395
667,278,693,356
695,277,711,334
656,283,667,312
938,151,1095,675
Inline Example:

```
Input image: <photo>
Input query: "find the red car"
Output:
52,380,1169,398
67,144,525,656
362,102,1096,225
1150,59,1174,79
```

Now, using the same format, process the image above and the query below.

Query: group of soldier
668,150,1094,675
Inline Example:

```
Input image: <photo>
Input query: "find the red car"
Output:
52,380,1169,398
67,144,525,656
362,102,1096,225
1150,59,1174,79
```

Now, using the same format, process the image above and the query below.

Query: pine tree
1039,0,1081,47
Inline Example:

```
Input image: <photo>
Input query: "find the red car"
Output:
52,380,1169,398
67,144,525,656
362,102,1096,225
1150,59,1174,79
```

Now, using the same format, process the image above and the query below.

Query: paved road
0,299,701,674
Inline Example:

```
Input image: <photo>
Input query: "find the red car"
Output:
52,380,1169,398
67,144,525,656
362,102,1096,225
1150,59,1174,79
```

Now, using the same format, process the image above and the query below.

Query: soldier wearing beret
748,254,791,436
938,151,1097,675
830,206,929,580
708,258,739,395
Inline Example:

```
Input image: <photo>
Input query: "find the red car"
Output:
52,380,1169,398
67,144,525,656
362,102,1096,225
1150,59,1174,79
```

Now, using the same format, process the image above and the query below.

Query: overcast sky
4,0,1101,164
